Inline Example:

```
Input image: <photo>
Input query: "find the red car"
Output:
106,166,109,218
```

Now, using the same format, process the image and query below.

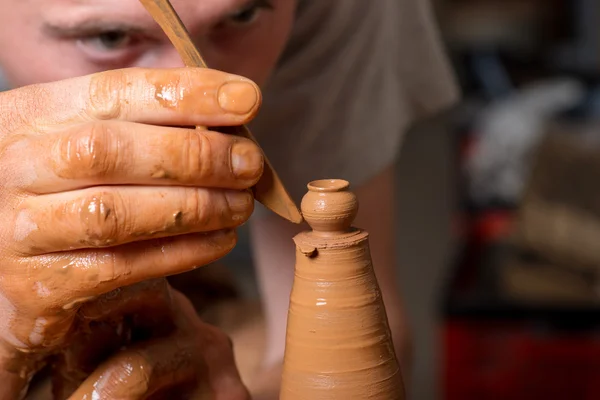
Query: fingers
14,186,253,254
66,329,248,400
52,280,177,399
2,122,264,194
77,278,173,322
66,335,202,400
20,230,237,309
67,295,250,400
0,68,261,134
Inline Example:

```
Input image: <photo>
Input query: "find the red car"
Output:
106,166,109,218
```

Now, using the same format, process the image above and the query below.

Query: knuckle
73,250,129,293
56,123,118,178
185,188,212,227
79,191,122,247
87,70,130,120
99,250,129,284
179,130,212,182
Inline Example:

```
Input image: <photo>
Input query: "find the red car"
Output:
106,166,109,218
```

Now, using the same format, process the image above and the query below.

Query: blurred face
0,0,296,88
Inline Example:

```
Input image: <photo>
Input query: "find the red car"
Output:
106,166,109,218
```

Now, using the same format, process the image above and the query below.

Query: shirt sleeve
250,0,460,210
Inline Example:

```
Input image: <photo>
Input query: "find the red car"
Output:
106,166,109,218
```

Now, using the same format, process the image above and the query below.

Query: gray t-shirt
251,0,460,206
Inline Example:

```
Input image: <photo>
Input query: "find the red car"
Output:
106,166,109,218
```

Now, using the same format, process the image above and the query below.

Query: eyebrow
42,20,148,38
42,0,267,39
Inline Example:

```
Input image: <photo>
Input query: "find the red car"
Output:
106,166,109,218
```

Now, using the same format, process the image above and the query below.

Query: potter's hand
68,288,250,400
0,68,262,395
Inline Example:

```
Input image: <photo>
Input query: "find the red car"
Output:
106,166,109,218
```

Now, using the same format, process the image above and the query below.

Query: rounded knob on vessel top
300,179,358,234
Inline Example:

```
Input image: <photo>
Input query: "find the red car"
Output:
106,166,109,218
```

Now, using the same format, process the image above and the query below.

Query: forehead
44,0,249,26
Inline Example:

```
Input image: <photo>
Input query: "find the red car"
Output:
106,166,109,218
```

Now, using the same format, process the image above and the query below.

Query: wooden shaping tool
139,0,303,224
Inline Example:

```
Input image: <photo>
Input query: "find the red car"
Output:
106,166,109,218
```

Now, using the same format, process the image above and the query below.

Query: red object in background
442,320,600,400
444,126,600,400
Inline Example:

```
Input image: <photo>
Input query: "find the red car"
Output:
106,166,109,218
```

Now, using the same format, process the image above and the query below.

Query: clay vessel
280,179,405,399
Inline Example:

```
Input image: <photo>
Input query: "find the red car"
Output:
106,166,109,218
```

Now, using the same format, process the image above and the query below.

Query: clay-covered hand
0,67,263,397
66,286,250,400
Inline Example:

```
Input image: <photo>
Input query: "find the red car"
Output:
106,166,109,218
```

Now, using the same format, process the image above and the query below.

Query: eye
230,7,260,25
79,30,135,52
74,29,150,66
225,0,274,27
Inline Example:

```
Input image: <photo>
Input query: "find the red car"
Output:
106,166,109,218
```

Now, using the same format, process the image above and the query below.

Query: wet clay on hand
280,180,406,399
50,279,177,399
66,288,248,400
0,59,264,398
138,0,302,224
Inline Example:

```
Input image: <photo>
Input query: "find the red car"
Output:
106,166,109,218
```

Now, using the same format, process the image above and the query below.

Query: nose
153,48,186,68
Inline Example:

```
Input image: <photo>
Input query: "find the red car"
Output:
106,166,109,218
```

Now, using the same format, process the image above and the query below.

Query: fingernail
231,141,264,180
211,228,237,242
225,190,254,220
206,229,238,253
217,81,259,114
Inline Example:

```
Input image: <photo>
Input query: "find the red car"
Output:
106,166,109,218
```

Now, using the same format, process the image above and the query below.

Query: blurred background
6,0,600,398
214,0,600,399
433,1,600,399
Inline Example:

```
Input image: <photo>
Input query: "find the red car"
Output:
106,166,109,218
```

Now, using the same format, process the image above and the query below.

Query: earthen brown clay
139,0,303,225
280,179,405,399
